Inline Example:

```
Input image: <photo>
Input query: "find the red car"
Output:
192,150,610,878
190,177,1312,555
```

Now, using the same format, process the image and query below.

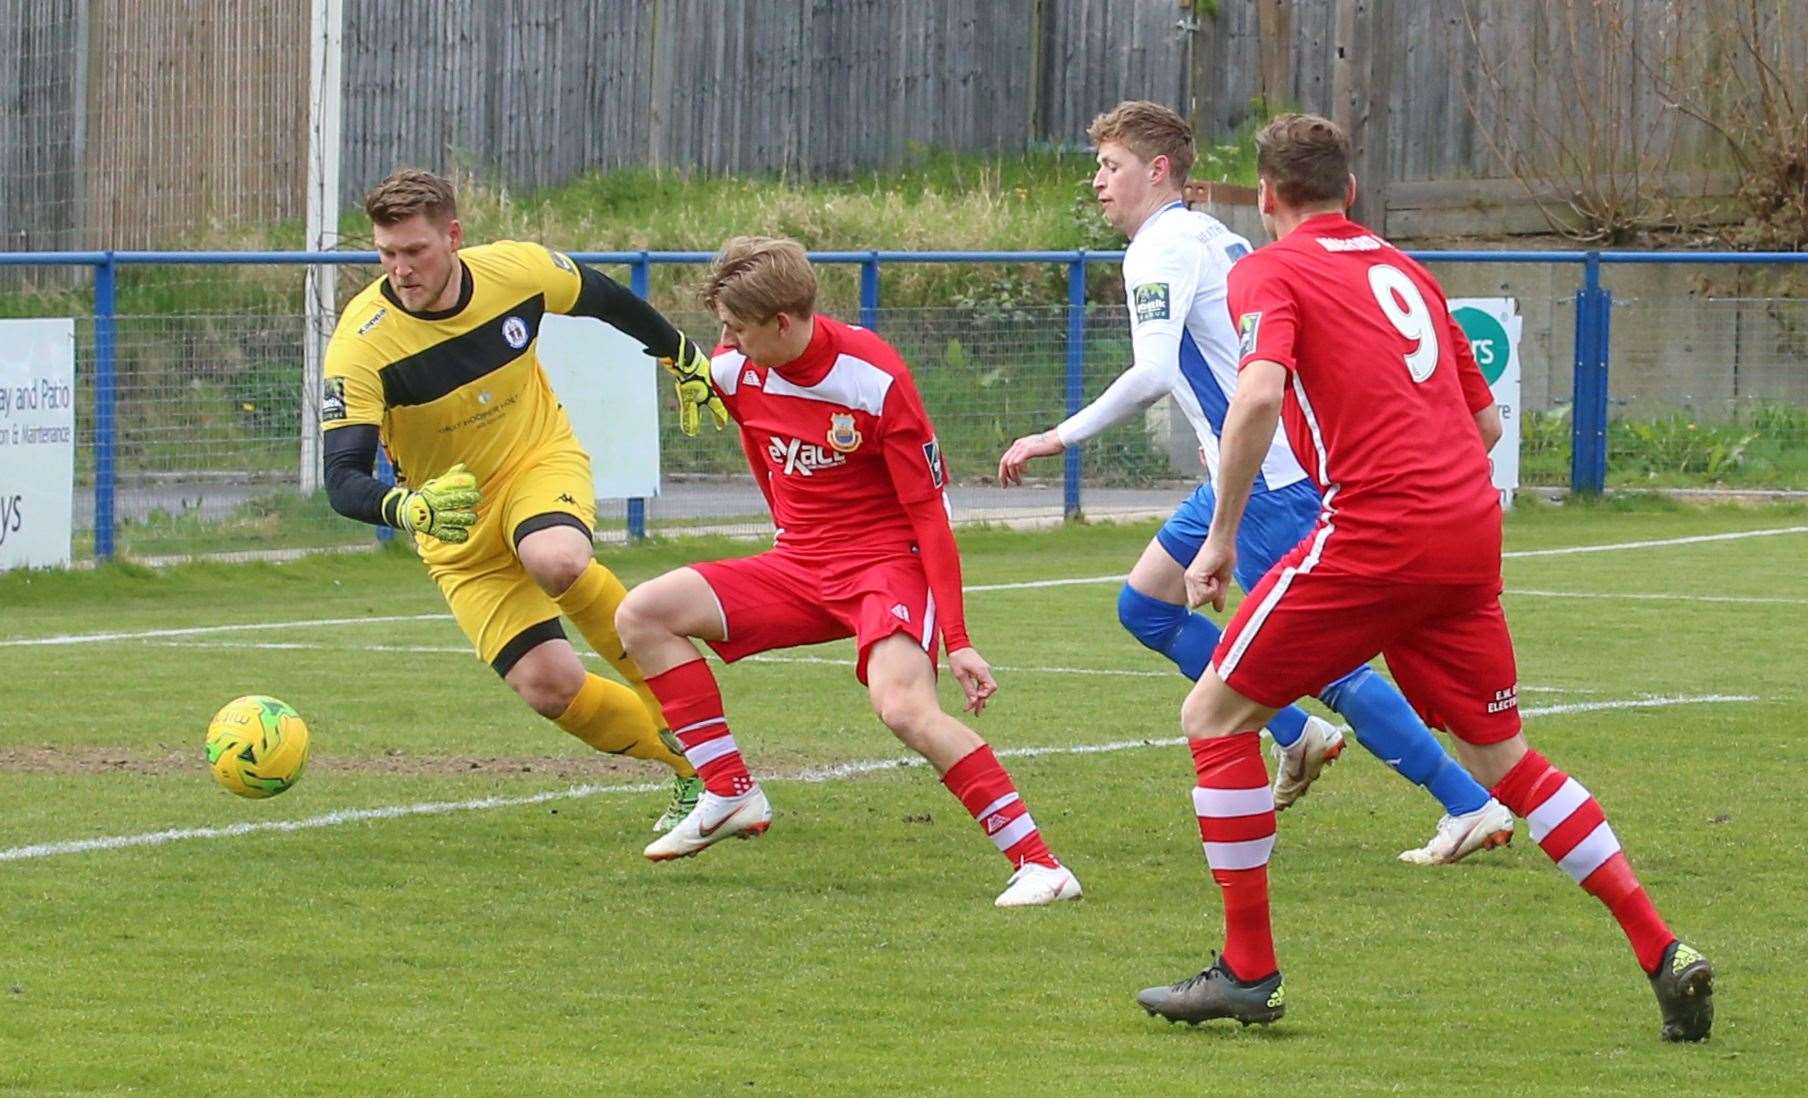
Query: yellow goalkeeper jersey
322,240,586,488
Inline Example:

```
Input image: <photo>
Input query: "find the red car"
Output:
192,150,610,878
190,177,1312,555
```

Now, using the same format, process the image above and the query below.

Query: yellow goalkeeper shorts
419,445,599,674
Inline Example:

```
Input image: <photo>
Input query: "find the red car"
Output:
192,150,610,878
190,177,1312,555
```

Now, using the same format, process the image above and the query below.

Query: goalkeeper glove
659,332,729,436
383,463,480,543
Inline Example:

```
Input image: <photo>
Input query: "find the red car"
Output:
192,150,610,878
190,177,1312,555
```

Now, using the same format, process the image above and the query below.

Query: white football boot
643,786,772,861
1270,715,1346,811
1398,797,1515,865
994,861,1084,908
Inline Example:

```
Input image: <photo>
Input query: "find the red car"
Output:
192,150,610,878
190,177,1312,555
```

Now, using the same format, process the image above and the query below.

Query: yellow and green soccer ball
205,695,310,799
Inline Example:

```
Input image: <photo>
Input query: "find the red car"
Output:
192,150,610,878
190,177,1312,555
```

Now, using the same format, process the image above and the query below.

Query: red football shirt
708,314,971,650
1227,213,1501,581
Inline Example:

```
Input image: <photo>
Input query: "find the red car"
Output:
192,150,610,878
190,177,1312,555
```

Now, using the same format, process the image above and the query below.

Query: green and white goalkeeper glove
659,332,729,437
384,462,481,543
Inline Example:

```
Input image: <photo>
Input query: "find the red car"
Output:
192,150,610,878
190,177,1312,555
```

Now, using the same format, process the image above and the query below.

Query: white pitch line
0,692,1758,865
0,613,447,648
965,574,1125,592
143,638,1594,692
3,525,1801,652
1507,589,1808,605
1502,525,1808,559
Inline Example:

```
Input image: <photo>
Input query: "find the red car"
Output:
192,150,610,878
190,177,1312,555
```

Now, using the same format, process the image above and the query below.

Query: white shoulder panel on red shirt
762,353,894,414
710,349,748,396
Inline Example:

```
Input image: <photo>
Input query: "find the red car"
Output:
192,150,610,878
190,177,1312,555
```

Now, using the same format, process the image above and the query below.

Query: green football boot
1649,940,1714,1042
1137,955,1285,1027
652,774,704,834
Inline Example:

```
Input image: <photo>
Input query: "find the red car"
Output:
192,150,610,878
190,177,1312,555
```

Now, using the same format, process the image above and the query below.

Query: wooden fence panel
5,0,1799,249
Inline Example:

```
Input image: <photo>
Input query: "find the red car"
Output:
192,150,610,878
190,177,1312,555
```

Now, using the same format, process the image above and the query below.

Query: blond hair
363,168,458,226
1254,114,1351,207
1087,100,1195,184
701,236,817,321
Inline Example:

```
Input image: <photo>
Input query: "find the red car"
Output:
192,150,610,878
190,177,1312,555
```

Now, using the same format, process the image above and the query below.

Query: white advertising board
535,314,662,501
1449,298,1522,509
0,319,76,569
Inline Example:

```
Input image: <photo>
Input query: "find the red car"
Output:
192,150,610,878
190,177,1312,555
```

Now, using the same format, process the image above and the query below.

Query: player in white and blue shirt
999,106,1510,862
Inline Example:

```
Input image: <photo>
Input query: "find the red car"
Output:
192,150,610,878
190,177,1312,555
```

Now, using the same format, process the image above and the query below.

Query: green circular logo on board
1451,306,1510,386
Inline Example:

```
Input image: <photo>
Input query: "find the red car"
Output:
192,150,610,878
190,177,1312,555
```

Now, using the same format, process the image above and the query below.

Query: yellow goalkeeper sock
555,563,694,778
553,672,693,773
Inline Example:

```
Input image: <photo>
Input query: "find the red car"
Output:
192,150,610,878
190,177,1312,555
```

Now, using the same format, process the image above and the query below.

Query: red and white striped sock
1190,732,1279,982
941,744,1059,869
1492,748,1674,973
645,660,754,797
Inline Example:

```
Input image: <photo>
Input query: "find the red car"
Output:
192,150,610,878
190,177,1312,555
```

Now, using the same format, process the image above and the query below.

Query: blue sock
1116,584,1313,747
1319,667,1489,816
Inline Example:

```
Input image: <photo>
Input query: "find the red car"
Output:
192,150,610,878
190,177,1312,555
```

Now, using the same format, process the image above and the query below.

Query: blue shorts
1155,477,1323,595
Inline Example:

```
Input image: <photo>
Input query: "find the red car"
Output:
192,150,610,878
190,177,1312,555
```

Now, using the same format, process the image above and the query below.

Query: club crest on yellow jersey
826,412,863,453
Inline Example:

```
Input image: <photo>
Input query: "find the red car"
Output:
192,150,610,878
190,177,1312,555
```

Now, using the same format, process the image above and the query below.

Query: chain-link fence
1,251,1804,566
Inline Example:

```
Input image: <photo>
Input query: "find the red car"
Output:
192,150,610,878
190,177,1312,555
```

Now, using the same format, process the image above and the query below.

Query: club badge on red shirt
827,412,863,453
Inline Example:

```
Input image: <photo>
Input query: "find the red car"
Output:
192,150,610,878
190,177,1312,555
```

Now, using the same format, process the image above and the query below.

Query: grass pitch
1,500,1804,1095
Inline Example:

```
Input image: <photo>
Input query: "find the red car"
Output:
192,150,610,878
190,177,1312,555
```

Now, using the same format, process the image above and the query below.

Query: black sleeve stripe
322,424,394,527
572,264,683,360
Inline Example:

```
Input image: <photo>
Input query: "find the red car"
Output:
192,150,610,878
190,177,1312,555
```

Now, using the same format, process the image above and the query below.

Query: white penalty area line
0,691,1759,865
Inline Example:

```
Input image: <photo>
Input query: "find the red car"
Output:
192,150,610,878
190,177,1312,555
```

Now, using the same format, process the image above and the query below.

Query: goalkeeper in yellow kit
322,168,726,829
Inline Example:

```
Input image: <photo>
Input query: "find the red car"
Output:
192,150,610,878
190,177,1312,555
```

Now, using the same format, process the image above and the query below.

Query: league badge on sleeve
1133,282,1170,323
321,376,347,422
1238,312,1262,359
922,438,945,489
827,412,863,453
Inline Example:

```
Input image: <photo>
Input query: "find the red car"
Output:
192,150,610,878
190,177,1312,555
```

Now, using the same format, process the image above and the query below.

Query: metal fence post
373,448,395,544
626,253,652,542
1570,252,1609,494
1063,255,1086,520
860,253,880,331
93,254,118,561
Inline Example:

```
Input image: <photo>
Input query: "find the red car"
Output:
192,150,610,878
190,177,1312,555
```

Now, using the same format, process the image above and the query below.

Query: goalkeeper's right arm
323,426,479,543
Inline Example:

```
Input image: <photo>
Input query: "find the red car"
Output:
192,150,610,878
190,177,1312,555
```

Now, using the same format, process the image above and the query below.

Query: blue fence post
1592,282,1613,492
1063,255,1086,520
92,253,117,562
860,253,880,331
626,253,652,542
1570,252,1609,494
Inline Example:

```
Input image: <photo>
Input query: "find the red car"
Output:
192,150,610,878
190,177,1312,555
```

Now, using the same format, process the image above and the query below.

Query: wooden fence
2,0,1794,249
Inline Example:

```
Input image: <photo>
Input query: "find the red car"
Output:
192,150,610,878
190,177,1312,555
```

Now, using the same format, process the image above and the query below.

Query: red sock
941,744,1058,869
1190,732,1278,982
645,660,753,797
1492,749,1674,973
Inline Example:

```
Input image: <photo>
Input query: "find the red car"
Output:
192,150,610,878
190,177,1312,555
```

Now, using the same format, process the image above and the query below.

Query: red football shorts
1211,539,1522,745
691,547,940,684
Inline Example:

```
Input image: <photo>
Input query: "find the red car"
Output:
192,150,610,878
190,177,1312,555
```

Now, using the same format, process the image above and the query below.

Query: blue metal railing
4,247,1807,559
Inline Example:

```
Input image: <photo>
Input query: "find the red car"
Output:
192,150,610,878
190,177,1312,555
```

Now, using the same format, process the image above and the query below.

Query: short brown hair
363,168,458,226
1254,114,1351,207
701,236,817,322
1087,100,1195,184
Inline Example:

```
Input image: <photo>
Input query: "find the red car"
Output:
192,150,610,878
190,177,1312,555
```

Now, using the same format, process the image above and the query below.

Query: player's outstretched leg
1316,666,1512,863
1484,744,1713,1041
639,658,771,861
551,562,702,831
1118,581,1344,807
519,528,700,829
867,636,1080,908
503,637,700,831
